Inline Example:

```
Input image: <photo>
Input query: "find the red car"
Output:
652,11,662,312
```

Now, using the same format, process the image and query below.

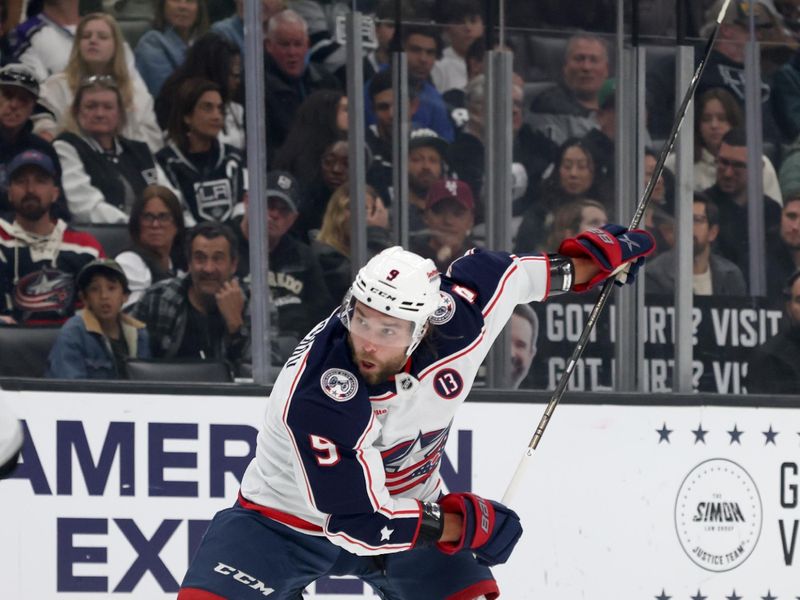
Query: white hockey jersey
240,249,551,555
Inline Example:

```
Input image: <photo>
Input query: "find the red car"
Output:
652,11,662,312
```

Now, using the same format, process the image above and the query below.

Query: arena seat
125,358,234,383
0,325,61,378
71,224,132,260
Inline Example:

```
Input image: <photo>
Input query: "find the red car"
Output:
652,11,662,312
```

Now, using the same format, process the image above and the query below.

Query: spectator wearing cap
263,9,340,151
410,178,476,271
46,258,150,379
53,76,170,224
364,24,455,143
0,63,62,205
430,0,485,94
529,33,610,147
0,149,104,325
234,171,333,339
746,268,800,394
131,221,249,362
448,74,559,219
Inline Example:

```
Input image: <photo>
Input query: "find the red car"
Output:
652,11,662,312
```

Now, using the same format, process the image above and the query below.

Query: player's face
80,18,116,68
0,87,36,131
81,274,127,324
787,277,800,326
188,235,237,297
8,166,59,222
265,22,309,79
716,143,748,195
559,146,593,196
184,90,224,141
562,39,608,100
699,98,731,155
510,313,536,387
78,88,121,138
780,199,800,250
348,302,413,385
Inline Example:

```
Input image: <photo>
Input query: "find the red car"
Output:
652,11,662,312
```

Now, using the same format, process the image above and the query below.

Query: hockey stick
502,0,732,505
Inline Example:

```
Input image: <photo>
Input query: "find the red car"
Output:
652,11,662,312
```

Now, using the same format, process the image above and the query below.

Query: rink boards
0,388,798,599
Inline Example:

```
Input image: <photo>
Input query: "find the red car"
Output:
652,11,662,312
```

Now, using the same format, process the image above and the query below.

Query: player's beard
347,335,407,385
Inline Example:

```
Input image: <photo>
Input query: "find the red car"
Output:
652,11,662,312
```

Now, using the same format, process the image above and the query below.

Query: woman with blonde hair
311,183,392,301
34,12,162,152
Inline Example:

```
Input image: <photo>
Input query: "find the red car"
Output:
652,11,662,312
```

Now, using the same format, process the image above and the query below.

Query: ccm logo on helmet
213,562,275,596
369,286,397,301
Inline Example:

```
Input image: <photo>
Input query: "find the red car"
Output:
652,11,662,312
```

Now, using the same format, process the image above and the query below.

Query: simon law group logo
675,458,762,572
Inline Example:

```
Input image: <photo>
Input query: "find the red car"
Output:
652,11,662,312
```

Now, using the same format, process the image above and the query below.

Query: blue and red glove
558,223,656,291
436,492,523,566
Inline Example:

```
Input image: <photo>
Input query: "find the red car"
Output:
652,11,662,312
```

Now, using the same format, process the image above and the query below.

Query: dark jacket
47,309,150,379
528,83,598,146
645,249,747,296
746,324,800,395
703,184,782,288
156,140,245,225
264,55,340,153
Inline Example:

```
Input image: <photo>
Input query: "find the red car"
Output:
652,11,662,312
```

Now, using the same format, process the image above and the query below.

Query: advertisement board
0,390,798,598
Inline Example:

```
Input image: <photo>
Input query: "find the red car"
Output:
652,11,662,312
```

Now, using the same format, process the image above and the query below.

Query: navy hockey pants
179,501,499,600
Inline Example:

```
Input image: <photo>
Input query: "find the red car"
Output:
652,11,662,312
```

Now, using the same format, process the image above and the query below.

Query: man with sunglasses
0,63,61,210
702,127,782,289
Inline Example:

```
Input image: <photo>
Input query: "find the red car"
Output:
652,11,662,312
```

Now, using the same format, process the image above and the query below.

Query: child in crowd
47,259,150,379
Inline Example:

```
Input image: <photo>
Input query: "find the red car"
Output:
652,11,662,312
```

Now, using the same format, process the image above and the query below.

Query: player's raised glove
558,223,655,291
436,492,523,566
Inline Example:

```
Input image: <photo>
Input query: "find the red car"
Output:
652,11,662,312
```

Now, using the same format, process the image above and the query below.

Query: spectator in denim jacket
47,258,150,379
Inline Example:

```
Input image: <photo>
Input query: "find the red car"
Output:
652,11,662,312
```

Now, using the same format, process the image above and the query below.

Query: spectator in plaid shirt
131,221,249,361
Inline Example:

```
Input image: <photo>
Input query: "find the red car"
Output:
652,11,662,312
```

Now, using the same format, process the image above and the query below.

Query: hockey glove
558,223,655,291
436,492,523,566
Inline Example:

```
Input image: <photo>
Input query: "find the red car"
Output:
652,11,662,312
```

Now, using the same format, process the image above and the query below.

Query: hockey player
178,224,654,599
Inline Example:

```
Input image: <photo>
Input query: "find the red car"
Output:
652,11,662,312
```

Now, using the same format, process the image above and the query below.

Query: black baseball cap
77,259,130,293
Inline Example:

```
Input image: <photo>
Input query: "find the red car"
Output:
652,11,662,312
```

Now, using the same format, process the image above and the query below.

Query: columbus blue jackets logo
13,268,76,320
321,368,359,402
430,291,455,325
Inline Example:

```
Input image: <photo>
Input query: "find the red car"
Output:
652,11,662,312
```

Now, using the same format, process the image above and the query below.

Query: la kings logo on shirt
321,368,358,402
194,178,233,222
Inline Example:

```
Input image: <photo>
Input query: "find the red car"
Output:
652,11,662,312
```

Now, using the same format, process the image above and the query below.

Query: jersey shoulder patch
320,368,359,402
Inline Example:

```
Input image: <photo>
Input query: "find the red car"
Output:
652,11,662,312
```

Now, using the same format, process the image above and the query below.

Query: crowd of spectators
1,0,799,393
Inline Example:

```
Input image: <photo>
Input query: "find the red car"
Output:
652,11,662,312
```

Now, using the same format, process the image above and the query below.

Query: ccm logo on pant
214,562,275,596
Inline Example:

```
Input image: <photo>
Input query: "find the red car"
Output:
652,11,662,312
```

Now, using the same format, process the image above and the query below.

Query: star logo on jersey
380,526,394,541
430,291,456,326
320,368,359,402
